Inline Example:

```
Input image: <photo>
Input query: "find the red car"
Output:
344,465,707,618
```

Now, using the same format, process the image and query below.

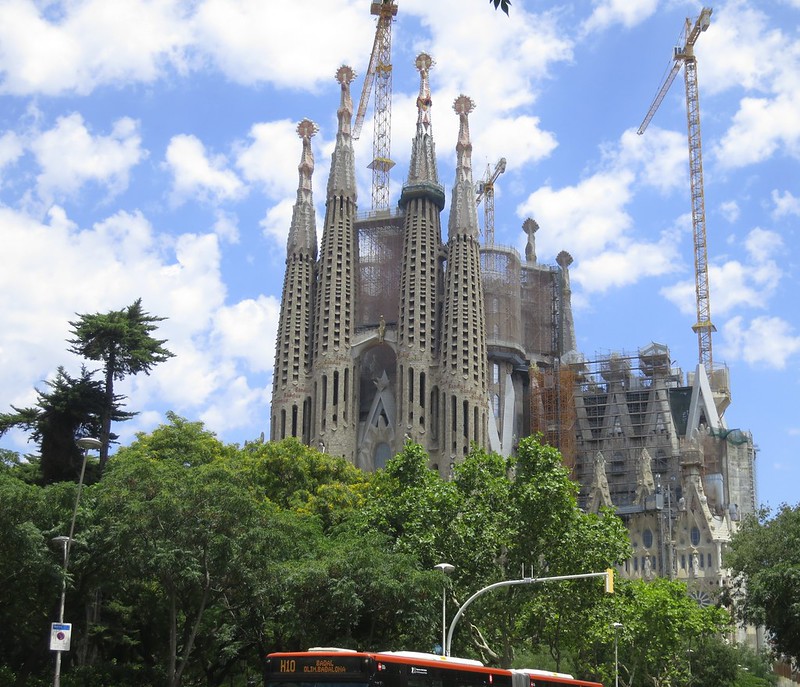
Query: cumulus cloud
0,0,192,96
771,189,800,219
719,200,740,223
193,0,374,89
0,202,277,447
212,296,280,373
580,0,659,35
0,131,24,175
165,134,244,204
235,120,307,198
30,114,145,200
661,226,783,316
720,315,800,368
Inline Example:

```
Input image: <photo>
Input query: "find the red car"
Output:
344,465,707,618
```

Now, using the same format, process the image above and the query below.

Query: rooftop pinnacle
328,65,357,201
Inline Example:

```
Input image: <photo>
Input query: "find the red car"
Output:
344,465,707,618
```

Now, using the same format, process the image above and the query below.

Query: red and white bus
266,648,602,687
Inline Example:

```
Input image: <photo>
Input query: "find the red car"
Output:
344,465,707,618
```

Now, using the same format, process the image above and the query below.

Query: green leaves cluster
726,504,800,668
357,438,631,667
0,423,742,686
1,298,172,484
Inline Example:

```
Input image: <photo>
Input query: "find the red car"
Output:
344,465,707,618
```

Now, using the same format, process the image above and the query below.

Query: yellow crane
353,0,397,211
638,7,715,374
476,157,507,248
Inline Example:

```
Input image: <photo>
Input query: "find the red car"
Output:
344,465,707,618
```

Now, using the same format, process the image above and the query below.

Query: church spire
405,53,440,188
286,119,318,258
327,65,357,201
448,94,480,237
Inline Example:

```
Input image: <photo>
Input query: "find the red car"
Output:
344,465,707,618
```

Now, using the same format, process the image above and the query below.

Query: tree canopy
726,504,800,668
0,365,130,484
68,298,174,472
0,424,746,686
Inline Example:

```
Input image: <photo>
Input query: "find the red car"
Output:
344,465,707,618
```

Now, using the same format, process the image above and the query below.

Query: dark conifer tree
68,298,174,473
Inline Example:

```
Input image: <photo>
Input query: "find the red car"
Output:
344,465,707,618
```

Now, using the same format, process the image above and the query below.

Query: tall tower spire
327,65,357,201
405,53,441,189
397,54,445,449
439,95,488,462
271,119,319,443
312,66,359,458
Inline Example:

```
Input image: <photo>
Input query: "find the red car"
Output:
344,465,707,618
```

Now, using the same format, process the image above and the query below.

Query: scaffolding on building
354,211,404,329
530,364,577,470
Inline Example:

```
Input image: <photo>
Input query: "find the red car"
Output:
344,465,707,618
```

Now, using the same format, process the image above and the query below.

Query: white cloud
719,200,740,223
700,2,787,97
260,199,294,248
212,296,280,373
771,189,800,218
714,95,800,168
0,0,192,96
235,120,305,198
704,2,800,168
474,114,557,169
212,210,240,244
572,233,679,292
661,226,783,316
0,201,280,451
720,315,800,368
580,0,658,35
193,0,374,89
518,169,634,260
199,374,271,437
165,134,244,204
0,131,24,176
614,128,685,195
30,114,145,200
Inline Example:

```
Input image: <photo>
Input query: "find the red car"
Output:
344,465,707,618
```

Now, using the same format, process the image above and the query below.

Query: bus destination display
271,656,366,677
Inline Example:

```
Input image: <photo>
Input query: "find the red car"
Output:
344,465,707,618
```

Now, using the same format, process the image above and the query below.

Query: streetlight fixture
51,436,102,687
612,622,623,687
434,563,455,656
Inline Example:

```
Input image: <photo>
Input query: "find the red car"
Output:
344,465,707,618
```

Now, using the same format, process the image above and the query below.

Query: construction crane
353,0,397,211
476,157,507,247
638,7,715,374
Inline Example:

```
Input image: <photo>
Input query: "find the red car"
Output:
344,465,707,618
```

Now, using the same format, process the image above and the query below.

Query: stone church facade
270,55,757,597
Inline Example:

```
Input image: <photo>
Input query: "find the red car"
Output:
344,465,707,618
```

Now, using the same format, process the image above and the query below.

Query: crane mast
353,0,397,211
638,7,715,374
476,157,507,248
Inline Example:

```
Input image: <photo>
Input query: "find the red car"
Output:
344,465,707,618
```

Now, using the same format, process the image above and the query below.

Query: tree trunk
100,356,115,473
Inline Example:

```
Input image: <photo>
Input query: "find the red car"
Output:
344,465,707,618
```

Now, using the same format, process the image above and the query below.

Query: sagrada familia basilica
270,54,757,609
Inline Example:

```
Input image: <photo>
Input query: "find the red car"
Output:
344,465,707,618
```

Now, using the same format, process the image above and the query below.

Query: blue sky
0,0,797,510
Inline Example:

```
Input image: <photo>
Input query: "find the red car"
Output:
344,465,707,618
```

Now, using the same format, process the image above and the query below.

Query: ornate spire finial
523,217,539,263
296,119,318,197
415,53,434,130
328,66,357,200
402,53,443,200
335,65,356,137
453,94,475,184
287,119,318,257
447,95,479,237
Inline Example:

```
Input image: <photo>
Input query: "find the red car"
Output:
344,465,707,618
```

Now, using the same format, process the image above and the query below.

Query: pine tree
0,366,129,483
68,298,174,473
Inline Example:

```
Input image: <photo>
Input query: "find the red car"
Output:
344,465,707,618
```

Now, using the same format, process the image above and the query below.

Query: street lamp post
52,437,102,687
434,563,455,656
612,622,623,687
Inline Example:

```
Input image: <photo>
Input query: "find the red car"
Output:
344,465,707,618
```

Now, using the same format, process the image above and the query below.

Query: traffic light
605,568,615,593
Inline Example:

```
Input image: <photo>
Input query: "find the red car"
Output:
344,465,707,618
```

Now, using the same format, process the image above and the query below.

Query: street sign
50,623,72,651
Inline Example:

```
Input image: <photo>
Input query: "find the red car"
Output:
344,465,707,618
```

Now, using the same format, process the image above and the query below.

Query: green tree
357,437,630,666
0,464,97,684
68,298,174,473
582,578,731,687
726,504,800,668
0,365,128,484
